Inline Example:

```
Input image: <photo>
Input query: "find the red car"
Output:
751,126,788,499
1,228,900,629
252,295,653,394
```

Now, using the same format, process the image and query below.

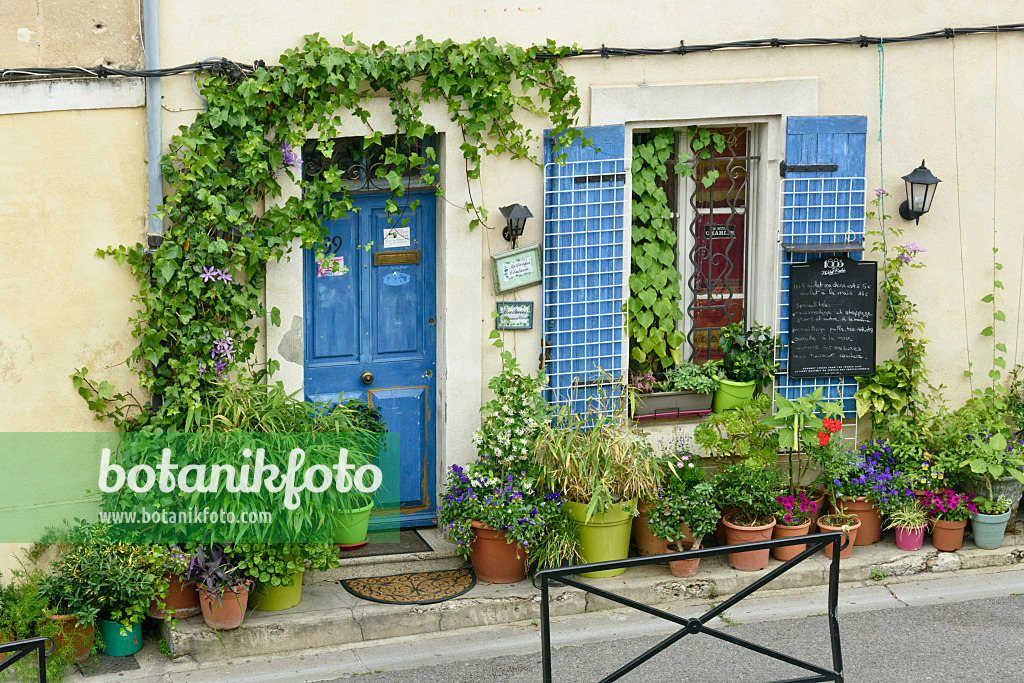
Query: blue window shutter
777,116,867,416
542,125,626,414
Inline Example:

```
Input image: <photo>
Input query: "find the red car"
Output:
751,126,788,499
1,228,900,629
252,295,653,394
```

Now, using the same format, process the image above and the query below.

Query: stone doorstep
307,528,468,583
163,521,1024,662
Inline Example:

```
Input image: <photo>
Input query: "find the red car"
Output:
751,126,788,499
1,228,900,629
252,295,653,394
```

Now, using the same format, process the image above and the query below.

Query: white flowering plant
473,332,551,473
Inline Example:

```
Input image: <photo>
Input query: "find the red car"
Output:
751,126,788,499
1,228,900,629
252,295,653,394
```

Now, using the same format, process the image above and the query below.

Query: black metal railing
535,531,848,683
0,637,54,682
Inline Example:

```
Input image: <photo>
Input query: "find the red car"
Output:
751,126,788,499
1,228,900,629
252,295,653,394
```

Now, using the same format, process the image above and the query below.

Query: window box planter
632,390,713,420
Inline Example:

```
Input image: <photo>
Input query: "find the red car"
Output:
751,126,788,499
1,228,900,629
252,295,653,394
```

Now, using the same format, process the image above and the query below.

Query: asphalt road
336,593,1024,682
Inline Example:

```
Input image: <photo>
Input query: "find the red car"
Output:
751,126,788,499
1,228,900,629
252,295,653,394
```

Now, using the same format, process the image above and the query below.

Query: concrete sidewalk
71,520,1024,682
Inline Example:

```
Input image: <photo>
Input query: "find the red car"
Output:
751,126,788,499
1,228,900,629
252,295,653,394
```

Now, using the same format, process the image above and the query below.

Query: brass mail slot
374,250,420,266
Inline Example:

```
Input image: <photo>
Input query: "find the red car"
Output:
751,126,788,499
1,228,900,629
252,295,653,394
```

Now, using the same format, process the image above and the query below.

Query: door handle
360,371,374,385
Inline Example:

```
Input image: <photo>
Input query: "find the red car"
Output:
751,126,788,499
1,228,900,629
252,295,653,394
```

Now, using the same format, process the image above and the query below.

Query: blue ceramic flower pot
971,510,1011,549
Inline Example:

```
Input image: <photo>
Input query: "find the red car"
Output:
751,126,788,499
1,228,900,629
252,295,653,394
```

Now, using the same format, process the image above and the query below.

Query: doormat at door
338,529,432,559
340,567,476,605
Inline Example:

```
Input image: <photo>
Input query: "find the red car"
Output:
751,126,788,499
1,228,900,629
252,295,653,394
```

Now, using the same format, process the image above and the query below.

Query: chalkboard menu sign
788,256,877,378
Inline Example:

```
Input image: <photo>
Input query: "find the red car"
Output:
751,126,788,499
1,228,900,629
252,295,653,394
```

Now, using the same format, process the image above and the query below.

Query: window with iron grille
629,126,760,369
681,127,758,363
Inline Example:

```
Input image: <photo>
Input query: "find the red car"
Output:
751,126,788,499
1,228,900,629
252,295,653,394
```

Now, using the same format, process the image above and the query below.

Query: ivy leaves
76,34,584,426
629,129,685,371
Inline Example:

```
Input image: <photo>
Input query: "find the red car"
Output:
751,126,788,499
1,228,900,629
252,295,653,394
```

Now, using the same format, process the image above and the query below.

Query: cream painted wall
0,105,146,580
150,2,1024,482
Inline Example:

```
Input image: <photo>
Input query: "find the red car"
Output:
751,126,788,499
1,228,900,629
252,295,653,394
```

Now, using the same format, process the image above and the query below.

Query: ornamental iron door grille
302,135,437,194
682,128,760,363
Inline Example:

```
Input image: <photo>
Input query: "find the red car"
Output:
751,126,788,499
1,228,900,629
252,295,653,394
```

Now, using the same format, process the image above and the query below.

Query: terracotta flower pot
722,516,776,571
633,501,671,557
817,516,861,559
198,586,249,630
149,575,201,619
47,614,94,664
771,519,812,561
715,506,739,545
669,557,701,578
930,517,967,552
832,497,881,545
666,540,702,577
469,521,528,583
894,525,926,551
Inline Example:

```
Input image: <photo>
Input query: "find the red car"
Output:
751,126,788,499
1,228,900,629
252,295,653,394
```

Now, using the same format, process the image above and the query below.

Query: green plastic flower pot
565,499,636,578
712,379,757,413
332,501,375,545
97,619,142,657
971,511,1011,549
251,570,304,611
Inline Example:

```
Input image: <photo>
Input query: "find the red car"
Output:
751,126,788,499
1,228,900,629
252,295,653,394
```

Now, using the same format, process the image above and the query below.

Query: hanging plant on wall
71,34,585,427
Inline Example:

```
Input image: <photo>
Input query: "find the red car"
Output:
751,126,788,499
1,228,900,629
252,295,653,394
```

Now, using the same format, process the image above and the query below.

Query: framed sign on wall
495,301,534,330
491,243,542,294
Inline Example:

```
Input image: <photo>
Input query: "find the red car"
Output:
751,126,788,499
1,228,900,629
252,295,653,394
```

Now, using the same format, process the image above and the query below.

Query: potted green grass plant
884,499,929,551
534,400,660,578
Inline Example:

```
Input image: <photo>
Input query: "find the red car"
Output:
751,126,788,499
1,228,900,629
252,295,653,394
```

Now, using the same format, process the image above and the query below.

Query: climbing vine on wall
628,127,724,375
72,34,584,428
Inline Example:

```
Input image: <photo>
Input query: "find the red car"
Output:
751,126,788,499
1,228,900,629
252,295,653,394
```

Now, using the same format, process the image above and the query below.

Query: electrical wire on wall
4,23,1024,81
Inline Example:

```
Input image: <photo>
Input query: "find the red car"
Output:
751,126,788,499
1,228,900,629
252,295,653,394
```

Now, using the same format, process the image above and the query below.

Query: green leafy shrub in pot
663,361,725,394
231,543,336,588
0,569,79,680
647,481,719,550
694,393,778,466
717,322,780,392
713,462,784,527
39,523,161,629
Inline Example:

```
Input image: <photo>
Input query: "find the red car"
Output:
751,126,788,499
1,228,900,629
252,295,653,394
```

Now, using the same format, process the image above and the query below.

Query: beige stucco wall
0,103,146,579
1,0,142,67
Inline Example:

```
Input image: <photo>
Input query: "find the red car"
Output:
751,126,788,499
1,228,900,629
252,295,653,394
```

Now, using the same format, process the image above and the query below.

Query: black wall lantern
500,203,532,248
899,160,941,224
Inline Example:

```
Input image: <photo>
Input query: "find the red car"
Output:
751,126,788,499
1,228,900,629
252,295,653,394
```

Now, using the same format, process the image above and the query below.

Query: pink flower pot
894,525,926,551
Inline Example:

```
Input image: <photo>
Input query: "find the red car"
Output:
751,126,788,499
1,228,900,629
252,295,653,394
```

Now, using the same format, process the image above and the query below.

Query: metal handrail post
828,533,845,682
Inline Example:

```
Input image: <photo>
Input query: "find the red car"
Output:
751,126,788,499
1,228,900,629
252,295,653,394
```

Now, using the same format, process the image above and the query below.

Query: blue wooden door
304,192,437,527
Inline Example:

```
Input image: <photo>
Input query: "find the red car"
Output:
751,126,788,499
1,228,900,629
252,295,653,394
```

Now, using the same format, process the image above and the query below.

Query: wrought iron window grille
301,135,437,193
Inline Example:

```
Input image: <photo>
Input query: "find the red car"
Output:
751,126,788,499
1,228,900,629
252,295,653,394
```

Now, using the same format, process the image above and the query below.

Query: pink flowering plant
920,490,977,522
775,490,819,526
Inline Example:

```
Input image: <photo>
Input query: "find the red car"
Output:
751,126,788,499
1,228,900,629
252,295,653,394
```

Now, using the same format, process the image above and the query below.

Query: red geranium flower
817,431,830,447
